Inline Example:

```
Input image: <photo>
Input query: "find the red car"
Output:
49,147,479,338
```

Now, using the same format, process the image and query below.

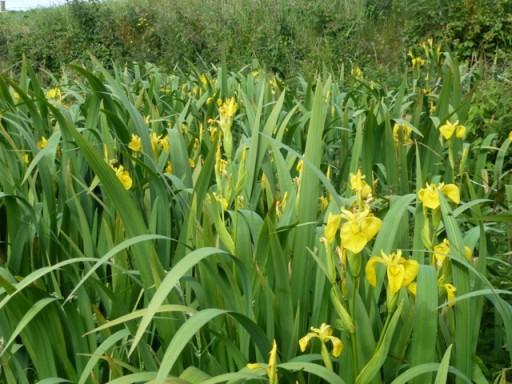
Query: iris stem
350,272,360,375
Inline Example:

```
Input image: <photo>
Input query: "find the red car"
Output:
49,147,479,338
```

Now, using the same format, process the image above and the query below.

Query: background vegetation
1,0,510,141
0,0,511,383
0,0,511,77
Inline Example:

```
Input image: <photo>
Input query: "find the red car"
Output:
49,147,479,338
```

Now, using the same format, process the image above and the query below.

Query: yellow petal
319,195,330,210
165,161,173,174
324,213,342,244
296,160,304,173
455,124,466,139
408,282,417,296
393,123,413,145
440,184,460,204
362,215,382,241
340,224,367,253
246,363,263,370
267,340,278,384
443,283,457,306
365,256,382,287
509,131,512,141
433,239,450,268
115,166,133,190
128,134,142,152
159,136,169,152
328,336,343,358
299,333,315,352
392,123,401,144
37,137,48,150
401,259,419,287
464,246,473,262
350,170,366,192
361,184,372,198
47,87,61,100
387,263,405,296
150,132,161,153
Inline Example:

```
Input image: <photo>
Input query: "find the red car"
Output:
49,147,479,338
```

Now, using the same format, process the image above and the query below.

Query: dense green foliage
0,47,511,382
0,1,511,383
0,0,511,77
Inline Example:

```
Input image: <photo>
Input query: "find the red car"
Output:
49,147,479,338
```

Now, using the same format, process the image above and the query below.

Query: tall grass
0,45,511,383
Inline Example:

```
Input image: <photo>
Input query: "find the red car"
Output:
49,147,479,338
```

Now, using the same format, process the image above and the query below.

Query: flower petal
328,336,343,358
443,283,457,306
341,228,367,253
408,282,417,296
440,184,460,204
387,263,405,296
324,213,342,244
464,246,473,262
455,124,466,139
299,333,315,352
362,215,382,242
365,256,382,287
433,239,450,268
401,259,419,287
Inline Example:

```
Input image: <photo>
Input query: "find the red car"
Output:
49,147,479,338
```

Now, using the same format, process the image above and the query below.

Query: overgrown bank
0,0,511,79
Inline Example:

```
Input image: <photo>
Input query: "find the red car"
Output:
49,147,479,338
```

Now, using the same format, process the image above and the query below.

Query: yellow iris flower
443,283,457,306
351,66,363,79
218,98,238,157
37,136,48,149
411,56,426,68
114,165,133,190
150,132,161,153
439,120,466,140
433,238,473,267
216,158,228,176
213,192,229,211
433,238,450,268
219,97,238,120
159,136,169,152
246,340,279,384
365,250,419,296
393,123,413,145
128,134,142,153
340,209,382,254
47,87,61,100
199,74,209,85
418,182,460,209
299,323,343,358
508,131,512,141
350,170,372,198
408,278,457,307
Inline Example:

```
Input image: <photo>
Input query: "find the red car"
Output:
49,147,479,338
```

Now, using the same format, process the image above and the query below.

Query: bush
0,0,510,80
402,0,512,59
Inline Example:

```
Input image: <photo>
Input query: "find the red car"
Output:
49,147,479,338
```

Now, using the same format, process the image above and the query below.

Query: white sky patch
5,0,67,10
